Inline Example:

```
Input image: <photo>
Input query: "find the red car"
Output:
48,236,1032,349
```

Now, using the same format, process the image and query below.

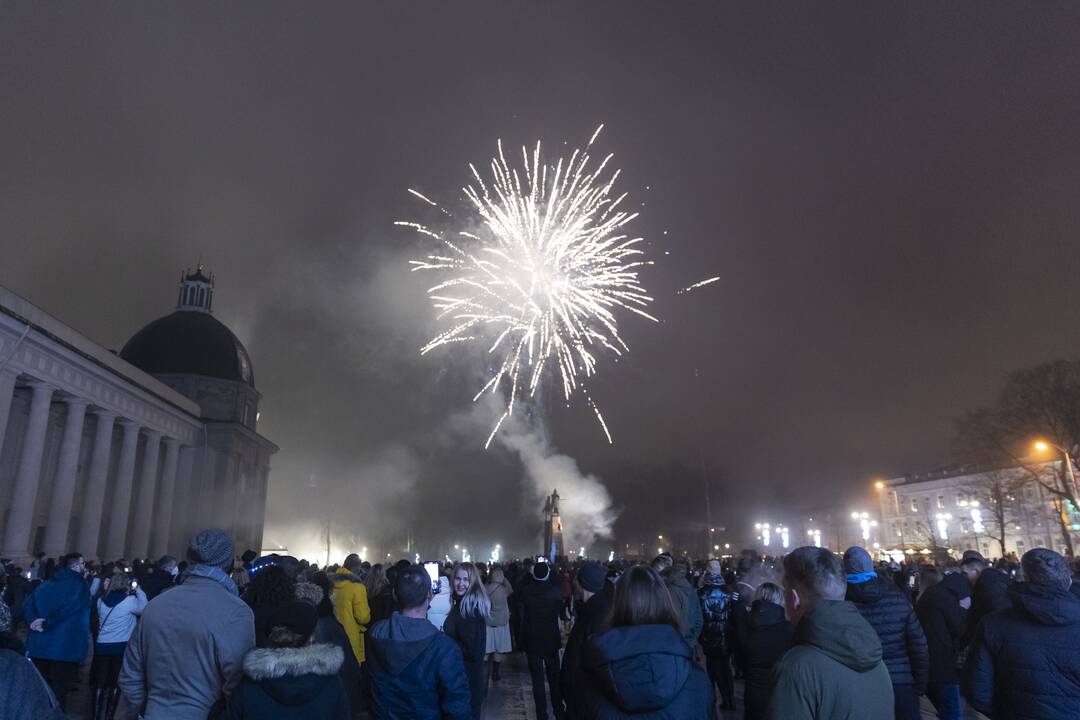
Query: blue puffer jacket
965,582,1080,720
577,623,714,719
23,567,90,662
365,612,471,720
846,576,929,691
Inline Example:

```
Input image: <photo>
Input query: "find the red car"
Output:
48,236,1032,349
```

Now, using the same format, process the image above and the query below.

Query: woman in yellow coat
332,555,372,663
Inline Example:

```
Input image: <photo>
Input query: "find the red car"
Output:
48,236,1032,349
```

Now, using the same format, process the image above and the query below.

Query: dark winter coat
227,642,348,720
520,575,564,656
914,572,969,685
369,586,396,625
966,567,1011,644
727,580,755,672
0,648,67,720
312,612,361,717
697,575,731,657
663,570,704,646
442,599,488,717
766,600,893,720
965,582,1080,720
577,623,714,719
139,566,175,601
742,600,793,720
365,612,472,720
562,591,612,715
846,576,929,691
23,566,91,662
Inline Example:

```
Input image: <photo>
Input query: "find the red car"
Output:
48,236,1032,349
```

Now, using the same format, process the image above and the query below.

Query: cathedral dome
121,311,254,386
119,265,255,387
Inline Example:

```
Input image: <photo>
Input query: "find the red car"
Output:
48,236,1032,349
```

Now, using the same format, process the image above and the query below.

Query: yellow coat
332,567,371,662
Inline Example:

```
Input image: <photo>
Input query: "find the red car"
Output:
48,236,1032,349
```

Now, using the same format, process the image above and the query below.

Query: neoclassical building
0,268,276,564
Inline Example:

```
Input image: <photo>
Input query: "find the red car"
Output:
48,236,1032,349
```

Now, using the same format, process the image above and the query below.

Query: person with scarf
119,528,256,720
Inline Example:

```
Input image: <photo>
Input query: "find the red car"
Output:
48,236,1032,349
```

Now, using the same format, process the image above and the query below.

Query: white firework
399,126,656,447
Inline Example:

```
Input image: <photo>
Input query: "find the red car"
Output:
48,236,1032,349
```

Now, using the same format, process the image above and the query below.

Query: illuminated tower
543,489,565,561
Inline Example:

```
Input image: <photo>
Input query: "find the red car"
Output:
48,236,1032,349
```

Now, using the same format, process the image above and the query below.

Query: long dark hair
243,565,294,609
608,565,680,631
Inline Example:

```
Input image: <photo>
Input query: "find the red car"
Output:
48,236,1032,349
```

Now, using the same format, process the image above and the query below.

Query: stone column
127,430,161,559
150,438,181,558
42,398,89,557
0,369,17,456
103,420,140,560
1,382,54,559
77,410,116,558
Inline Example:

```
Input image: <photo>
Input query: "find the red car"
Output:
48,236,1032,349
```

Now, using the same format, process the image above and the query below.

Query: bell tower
176,264,215,313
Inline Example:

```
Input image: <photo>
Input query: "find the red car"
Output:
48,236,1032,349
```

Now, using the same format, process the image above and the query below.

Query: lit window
910,498,919,512
937,495,945,509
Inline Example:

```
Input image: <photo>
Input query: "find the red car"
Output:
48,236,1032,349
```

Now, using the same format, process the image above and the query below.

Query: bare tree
955,359,1080,556
959,469,1025,558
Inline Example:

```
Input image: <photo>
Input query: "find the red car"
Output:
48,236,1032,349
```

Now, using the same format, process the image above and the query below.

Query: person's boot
90,688,107,720
492,661,501,682
104,687,122,720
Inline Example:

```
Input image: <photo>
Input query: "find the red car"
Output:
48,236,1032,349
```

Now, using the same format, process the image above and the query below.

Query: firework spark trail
675,276,721,295
398,126,656,447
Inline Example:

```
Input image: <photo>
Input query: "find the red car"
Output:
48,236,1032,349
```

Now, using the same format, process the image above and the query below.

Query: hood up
368,612,439,675
584,624,692,713
242,643,344,706
1011,582,1080,626
845,576,887,605
796,600,883,672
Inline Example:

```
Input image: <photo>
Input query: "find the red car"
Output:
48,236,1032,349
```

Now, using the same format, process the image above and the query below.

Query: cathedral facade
0,268,276,564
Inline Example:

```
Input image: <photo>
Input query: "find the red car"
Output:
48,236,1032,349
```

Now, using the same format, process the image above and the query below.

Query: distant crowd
3,532,1080,720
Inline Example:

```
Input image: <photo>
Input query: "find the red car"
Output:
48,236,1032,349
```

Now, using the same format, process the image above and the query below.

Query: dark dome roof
120,311,254,386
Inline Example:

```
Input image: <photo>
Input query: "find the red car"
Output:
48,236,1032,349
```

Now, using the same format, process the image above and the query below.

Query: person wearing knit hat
561,562,611,715
229,600,347,719
190,529,235,569
118,530,256,719
844,546,928,720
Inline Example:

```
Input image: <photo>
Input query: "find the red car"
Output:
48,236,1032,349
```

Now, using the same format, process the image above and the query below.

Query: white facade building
877,464,1074,559
0,268,276,564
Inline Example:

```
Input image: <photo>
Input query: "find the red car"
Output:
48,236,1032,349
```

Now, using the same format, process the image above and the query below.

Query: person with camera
91,568,147,719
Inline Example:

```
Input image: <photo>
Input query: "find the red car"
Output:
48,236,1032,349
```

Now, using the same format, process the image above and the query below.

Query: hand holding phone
423,562,440,594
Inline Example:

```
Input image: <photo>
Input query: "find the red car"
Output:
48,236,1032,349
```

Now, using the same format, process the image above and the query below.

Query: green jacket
767,599,894,720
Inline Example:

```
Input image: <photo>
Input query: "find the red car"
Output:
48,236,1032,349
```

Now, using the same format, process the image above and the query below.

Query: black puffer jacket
846,576,929,691
577,624,714,719
966,567,1011,644
915,572,969,684
965,582,1080,720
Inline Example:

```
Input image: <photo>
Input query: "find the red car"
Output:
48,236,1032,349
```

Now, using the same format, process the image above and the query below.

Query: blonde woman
484,566,514,681
443,562,491,719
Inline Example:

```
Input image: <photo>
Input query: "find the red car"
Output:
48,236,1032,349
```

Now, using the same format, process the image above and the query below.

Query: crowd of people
3,530,1080,719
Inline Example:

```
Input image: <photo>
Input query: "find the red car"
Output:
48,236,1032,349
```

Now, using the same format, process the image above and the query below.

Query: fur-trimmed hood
332,568,365,584
243,643,344,680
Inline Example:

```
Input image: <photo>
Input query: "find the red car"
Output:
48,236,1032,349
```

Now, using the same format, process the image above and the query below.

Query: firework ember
399,126,656,447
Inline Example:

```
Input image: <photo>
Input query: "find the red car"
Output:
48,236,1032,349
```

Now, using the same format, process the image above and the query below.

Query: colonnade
0,369,186,562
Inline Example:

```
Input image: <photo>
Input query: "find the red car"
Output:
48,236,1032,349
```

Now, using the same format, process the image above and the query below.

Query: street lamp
1034,439,1079,494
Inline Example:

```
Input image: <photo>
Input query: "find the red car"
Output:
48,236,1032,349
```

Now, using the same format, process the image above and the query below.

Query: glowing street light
874,480,886,490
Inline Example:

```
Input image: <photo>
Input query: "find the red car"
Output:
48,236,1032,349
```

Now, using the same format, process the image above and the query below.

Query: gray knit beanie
0,600,10,633
190,529,235,568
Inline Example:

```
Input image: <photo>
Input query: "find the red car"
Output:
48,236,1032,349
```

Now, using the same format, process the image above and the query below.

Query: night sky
3,2,1080,558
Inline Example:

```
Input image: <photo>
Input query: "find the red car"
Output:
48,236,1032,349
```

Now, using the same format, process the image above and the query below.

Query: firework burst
398,126,656,447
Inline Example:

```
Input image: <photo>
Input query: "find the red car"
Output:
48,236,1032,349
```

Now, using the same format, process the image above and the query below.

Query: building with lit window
0,268,276,564
877,464,1076,560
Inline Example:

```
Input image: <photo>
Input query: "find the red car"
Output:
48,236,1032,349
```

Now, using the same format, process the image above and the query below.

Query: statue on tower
543,489,565,562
